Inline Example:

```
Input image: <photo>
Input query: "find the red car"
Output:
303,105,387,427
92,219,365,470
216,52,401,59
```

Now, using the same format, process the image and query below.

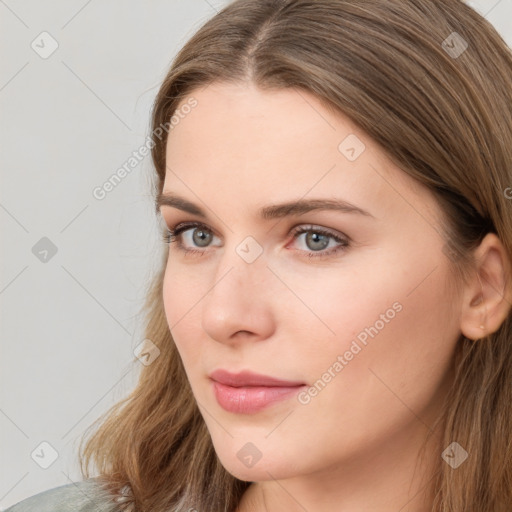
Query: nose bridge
200,236,273,341
209,236,267,304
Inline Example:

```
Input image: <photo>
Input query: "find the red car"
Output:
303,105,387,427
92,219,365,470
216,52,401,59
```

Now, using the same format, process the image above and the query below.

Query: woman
7,0,512,510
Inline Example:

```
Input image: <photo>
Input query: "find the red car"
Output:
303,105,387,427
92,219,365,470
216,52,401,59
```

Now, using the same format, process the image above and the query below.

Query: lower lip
211,380,306,414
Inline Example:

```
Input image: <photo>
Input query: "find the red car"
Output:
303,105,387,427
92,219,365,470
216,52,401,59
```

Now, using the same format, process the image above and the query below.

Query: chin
213,446,298,482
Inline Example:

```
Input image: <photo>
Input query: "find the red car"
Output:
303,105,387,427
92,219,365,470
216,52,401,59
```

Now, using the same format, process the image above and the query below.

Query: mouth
208,369,307,414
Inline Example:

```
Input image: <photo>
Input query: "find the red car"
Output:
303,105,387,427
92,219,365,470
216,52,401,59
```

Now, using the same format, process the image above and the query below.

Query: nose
200,246,276,346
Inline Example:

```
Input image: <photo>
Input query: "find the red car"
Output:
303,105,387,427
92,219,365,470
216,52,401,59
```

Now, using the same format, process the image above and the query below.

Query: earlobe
459,233,512,341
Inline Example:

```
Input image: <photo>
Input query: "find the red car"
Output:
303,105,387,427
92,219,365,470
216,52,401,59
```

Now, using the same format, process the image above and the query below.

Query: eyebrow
156,192,375,220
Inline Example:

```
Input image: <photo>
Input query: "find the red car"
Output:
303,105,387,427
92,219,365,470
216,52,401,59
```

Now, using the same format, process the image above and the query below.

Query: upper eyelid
170,221,222,238
161,208,351,235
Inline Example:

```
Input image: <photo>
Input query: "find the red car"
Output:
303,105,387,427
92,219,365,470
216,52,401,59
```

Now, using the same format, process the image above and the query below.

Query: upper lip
209,369,305,388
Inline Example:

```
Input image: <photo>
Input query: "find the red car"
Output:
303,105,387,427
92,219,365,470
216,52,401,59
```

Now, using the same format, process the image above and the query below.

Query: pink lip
209,369,305,387
209,369,306,414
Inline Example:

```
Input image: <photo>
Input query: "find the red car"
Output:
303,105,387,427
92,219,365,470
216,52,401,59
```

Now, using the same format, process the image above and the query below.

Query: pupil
307,232,329,251
193,228,211,247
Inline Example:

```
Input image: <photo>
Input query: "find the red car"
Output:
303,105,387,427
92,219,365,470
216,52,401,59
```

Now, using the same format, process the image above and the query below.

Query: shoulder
4,477,123,512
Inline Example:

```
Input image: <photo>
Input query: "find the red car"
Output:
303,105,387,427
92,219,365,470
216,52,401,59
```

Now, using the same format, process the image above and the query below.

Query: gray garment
4,478,124,512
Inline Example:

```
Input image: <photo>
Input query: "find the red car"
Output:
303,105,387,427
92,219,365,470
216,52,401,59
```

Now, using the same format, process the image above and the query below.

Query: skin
158,81,511,511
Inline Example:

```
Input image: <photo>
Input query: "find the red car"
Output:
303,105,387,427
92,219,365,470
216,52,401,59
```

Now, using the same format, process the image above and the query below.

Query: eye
162,222,350,259
163,222,221,256
288,225,350,259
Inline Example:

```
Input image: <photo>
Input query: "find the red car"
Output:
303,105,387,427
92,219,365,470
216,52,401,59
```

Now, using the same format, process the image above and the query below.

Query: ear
459,232,512,341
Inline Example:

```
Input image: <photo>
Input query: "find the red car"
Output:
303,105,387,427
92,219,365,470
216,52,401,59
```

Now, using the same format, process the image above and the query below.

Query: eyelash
162,222,350,260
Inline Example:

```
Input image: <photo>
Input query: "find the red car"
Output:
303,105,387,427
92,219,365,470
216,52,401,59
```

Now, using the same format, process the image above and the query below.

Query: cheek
162,261,204,368
298,258,459,431
162,244,458,404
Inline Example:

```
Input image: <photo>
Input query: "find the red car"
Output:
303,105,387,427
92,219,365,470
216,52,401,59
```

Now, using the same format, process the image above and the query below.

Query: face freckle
160,80,462,492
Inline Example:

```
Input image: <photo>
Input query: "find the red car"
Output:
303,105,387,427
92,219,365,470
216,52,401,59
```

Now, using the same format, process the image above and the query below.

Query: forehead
163,82,441,228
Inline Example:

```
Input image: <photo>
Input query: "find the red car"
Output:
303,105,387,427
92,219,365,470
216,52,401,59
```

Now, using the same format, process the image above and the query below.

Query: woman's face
159,81,462,483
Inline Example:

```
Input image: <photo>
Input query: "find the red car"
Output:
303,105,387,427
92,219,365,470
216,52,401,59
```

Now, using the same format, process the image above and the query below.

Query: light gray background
1,0,511,509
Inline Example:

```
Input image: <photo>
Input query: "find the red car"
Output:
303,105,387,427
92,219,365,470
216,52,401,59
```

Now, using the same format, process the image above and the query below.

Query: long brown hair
80,1,512,510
